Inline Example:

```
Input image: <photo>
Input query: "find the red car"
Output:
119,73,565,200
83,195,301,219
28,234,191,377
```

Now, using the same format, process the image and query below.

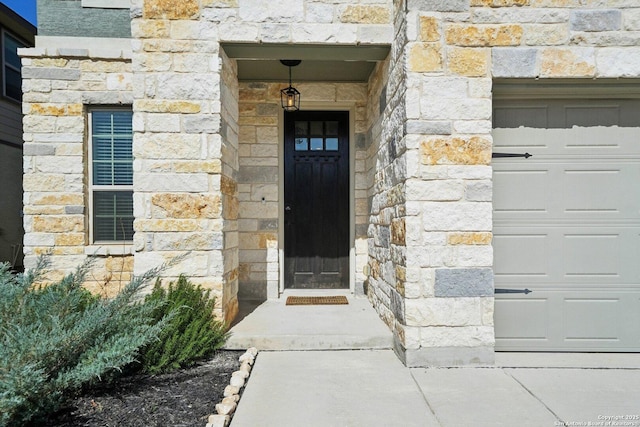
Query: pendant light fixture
280,59,301,112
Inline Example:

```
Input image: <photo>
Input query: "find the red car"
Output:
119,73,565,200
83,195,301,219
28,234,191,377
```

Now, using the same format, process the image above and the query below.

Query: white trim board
35,36,131,51
82,0,130,9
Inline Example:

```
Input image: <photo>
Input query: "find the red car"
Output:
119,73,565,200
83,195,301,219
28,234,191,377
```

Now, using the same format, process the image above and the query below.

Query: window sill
85,245,133,256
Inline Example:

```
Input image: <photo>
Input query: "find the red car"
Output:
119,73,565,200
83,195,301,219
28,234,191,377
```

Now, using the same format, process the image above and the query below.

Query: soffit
222,43,390,83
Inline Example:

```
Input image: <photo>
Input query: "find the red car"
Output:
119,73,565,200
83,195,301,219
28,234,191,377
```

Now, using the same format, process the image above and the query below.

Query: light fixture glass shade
281,85,301,112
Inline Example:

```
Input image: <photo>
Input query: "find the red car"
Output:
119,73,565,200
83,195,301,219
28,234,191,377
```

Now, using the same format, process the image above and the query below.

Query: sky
1,0,37,26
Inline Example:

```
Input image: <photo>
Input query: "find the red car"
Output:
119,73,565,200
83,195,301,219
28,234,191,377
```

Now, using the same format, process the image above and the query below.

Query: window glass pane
93,191,134,241
92,111,133,185
295,138,308,151
93,163,114,185
4,68,21,101
92,110,133,242
310,121,323,136
3,32,25,101
295,121,308,136
111,111,133,133
113,162,133,185
325,138,339,151
3,33,23,69
325,121,338,136
310,138,323,151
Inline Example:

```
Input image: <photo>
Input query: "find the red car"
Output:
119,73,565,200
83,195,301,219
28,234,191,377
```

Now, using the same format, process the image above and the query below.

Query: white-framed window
89,109,134,243
2,29,27,102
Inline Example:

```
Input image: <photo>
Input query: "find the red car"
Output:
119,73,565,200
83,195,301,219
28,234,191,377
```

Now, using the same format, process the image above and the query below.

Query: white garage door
493,97,640,351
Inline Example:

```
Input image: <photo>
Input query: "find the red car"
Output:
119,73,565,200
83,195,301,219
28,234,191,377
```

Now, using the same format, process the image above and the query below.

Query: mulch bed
42,350,243,427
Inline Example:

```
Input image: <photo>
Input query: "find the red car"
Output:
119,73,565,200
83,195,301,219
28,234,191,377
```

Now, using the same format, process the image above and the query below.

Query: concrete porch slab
224,294,394,351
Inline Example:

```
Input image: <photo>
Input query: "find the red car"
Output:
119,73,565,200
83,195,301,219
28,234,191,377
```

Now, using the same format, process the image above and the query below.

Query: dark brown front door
284,111,349,289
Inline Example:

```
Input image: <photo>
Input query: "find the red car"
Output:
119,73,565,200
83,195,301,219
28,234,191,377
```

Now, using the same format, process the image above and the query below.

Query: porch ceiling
222,43,390,83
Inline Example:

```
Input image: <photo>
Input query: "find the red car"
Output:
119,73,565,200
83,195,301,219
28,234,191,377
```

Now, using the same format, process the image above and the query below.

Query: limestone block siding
394,0,640,366
130,6,240,321
20,47,133,293
22,0,640,366
130,0,394,45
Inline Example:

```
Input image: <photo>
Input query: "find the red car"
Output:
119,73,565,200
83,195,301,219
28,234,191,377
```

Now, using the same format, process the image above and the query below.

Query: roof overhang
222,43,391,83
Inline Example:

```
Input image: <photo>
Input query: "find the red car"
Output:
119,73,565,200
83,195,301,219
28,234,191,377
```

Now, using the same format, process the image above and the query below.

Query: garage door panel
496,226,640,285
493,234,548,277
563,298,622,341
493,128,548,153
563,234,621,278
563,169,623,213
495,298,549,340
560,227,640,283
495,161,640,220
493,170,549,213
561,161,640,218
493,97,640,352
495,290,640,351
494,128,640,156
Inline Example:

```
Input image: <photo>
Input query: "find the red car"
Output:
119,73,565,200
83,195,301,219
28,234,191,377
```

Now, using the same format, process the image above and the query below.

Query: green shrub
139,275,229,374
0,258,174,427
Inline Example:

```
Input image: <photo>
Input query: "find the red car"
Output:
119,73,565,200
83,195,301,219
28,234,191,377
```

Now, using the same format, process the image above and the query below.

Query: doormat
286,296,349,306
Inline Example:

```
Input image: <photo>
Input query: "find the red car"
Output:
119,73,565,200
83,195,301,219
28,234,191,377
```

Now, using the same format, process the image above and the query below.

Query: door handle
285,205,292,212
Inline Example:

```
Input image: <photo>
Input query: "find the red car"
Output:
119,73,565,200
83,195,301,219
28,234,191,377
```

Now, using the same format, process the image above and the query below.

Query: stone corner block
492,48,538,78
434,268,493,297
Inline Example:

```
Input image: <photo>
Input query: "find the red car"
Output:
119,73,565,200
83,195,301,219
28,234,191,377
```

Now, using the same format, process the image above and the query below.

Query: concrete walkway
231,351,640,427
227,296,640,426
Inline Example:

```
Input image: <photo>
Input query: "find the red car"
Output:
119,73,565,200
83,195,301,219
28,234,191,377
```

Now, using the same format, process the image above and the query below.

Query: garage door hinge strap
492,152,532,159
495,288,533,294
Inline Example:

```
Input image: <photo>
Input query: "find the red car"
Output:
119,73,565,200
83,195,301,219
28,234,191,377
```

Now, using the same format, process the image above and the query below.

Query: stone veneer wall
129,0,239,321
380,0,640,367
220,50,240,321
401,5,496,365
126,0,396,321
23,0,640,365
20,47,134,296
236,81,369,300
236,82,280,300
364,0,410,359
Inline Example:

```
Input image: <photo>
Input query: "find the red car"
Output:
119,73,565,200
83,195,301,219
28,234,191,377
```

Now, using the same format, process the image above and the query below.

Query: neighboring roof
0,3,36,44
